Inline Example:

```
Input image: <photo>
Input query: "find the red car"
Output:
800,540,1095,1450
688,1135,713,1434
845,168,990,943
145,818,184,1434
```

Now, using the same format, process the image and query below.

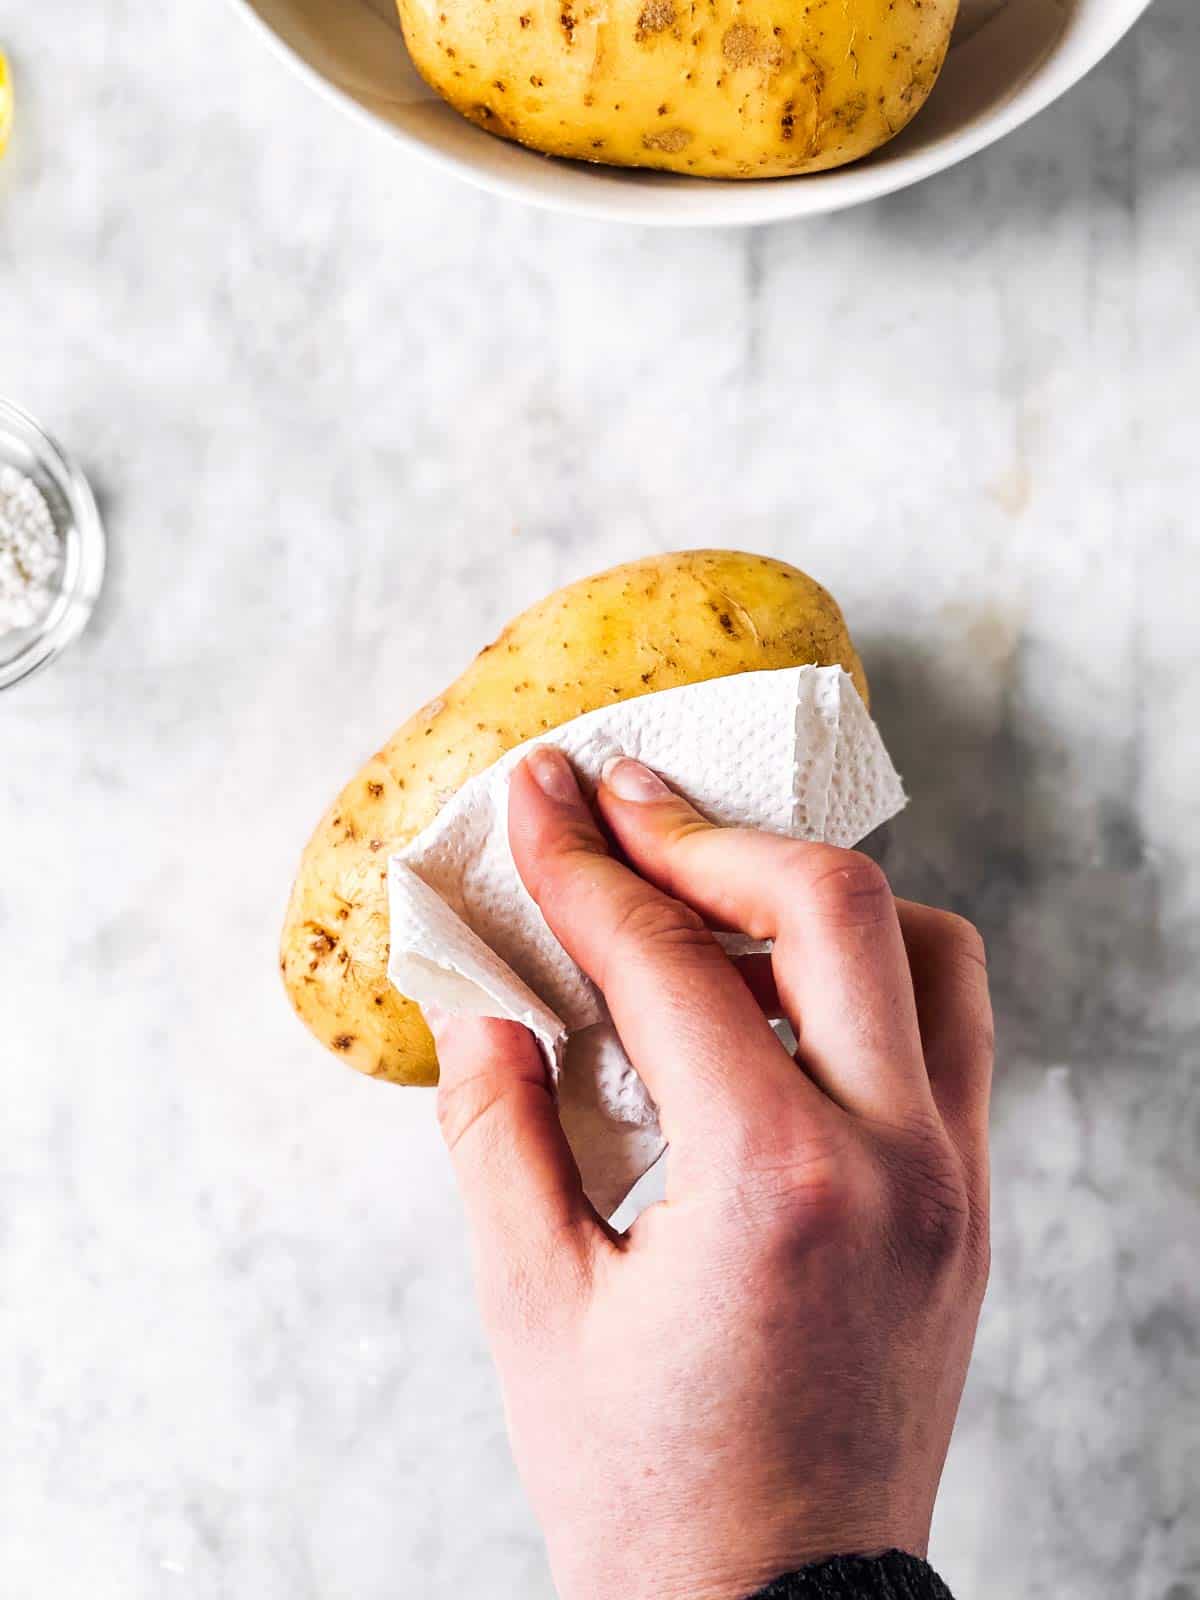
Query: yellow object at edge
0,51,12,160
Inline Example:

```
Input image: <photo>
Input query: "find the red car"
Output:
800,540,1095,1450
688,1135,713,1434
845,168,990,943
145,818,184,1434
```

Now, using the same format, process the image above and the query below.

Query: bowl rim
0,396,107,691
227,0,1156,226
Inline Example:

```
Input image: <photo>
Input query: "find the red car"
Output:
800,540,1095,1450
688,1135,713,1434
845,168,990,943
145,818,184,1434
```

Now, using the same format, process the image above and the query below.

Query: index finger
595,756,933,1130
507,748,839,1167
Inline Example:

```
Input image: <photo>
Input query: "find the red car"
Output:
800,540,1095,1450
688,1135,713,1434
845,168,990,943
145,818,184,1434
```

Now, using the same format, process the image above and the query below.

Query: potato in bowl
395,0,959,178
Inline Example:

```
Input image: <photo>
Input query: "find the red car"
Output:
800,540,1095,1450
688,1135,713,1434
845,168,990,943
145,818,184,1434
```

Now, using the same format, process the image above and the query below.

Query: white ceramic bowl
232,0,1153,226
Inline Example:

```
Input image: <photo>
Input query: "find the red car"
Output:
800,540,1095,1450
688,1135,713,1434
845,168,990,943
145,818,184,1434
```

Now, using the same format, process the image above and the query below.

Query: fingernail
526,746,582,805
601,755,670,802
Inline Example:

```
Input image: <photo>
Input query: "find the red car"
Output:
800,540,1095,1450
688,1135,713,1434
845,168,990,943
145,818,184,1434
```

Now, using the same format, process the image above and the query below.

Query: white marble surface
2,3,1198,1596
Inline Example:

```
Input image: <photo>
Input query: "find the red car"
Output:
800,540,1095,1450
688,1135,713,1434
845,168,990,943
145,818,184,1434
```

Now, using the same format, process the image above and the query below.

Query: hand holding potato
431,747,993,1600
281,552,868,1090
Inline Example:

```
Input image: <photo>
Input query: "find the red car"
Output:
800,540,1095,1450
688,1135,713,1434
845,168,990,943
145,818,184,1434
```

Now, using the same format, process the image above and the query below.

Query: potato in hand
280,550,867,1087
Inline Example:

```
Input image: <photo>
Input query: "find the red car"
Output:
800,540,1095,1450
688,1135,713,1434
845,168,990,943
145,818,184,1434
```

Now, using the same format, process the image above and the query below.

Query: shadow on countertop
861,633,1166,1070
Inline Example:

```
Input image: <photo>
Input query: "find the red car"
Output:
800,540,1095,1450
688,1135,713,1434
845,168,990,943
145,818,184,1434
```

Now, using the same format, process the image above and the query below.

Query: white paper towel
388,665,906,1215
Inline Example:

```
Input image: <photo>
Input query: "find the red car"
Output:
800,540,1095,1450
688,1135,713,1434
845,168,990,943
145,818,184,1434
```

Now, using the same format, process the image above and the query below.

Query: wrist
550,1510,936,1600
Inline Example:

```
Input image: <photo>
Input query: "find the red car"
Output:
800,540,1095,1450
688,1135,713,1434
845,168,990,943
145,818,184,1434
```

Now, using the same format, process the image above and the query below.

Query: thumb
430,1009,602,1319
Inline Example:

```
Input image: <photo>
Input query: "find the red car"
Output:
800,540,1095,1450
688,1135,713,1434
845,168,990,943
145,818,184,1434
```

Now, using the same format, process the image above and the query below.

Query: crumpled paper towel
388,665,906,1215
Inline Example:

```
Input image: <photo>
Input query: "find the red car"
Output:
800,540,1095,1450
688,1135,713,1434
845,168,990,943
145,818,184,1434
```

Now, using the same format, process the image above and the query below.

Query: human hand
429,748,993,1600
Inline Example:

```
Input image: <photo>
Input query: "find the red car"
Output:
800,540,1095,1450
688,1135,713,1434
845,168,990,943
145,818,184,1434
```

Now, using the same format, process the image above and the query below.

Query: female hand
430,747,993,1600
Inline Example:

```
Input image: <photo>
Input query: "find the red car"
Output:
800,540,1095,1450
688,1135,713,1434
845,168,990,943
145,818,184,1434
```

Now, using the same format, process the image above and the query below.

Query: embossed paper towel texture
388,666,906,1214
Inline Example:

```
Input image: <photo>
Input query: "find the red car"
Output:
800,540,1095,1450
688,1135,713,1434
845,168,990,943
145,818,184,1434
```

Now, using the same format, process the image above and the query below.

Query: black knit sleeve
747,1551,955,1600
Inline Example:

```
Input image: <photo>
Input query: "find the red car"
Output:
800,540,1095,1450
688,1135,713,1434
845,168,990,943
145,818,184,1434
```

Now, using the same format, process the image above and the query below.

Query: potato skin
397,0,957,178
281,550,867,1085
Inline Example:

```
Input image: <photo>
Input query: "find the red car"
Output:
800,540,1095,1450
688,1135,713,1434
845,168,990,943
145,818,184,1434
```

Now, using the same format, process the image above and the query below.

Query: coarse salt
0,465,60,633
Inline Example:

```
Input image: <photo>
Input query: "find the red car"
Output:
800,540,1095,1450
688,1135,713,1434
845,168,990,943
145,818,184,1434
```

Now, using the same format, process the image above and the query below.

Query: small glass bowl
0,397,106,690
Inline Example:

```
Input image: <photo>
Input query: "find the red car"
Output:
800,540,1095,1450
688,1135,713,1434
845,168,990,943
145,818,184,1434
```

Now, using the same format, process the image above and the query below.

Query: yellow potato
397,0,958,178
281,550,867,1085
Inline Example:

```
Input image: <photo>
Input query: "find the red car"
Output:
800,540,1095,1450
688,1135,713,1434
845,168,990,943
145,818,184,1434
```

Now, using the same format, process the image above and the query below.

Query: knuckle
660,813,713,852
783,1148,866,1234
728,1128,871,1248
934,911,990,988
525,827,606,903
940,911,988,966
526,848,613,939
794,846,893,928
879,1122,972,1275
908,1186,969,1272
606,890,712,963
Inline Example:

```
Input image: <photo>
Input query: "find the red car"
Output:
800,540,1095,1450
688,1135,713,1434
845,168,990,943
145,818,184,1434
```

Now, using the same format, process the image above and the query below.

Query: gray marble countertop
2,3,1197,1596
